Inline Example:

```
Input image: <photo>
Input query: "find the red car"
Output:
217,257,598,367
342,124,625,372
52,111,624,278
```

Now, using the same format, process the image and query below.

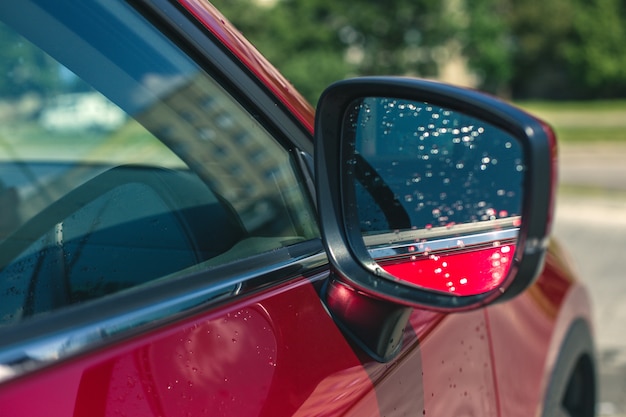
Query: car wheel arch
540,318,596,417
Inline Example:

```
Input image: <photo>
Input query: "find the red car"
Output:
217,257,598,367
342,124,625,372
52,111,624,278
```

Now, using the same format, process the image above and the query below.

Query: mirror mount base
323,276,412,362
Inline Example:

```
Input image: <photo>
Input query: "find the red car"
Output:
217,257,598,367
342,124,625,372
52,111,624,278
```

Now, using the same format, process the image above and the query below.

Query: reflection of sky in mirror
350,98,524,234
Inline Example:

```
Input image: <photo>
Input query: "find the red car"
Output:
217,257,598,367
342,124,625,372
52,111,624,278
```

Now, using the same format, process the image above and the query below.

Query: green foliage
213,0,626,102
508,0,626,99
211,0,457,103
564,0,626,97
211,0,351,103
461,0,513,95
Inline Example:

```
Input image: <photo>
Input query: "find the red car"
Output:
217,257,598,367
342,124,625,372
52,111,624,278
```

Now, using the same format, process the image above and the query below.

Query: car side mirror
315,77,557,311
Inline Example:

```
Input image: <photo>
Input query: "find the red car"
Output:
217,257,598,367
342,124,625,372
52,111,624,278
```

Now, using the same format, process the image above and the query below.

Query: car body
0,1,595,417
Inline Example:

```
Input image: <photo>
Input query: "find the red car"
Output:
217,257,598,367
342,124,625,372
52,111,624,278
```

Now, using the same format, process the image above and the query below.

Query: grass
518,99,626,112
516,100,626,144
558,184,626,199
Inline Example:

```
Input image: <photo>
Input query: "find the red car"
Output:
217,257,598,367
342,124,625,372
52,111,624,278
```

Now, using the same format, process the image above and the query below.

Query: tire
541,319,597,417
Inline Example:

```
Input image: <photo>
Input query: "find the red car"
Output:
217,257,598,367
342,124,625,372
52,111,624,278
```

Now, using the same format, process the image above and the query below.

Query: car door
0,1,498,416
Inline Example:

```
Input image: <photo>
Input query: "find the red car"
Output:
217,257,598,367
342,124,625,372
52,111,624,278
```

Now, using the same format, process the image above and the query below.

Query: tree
564,0,626,98
462,0,513,96
507,0,626,99
212,0,459,103
213,0,626,101
211,0,352,103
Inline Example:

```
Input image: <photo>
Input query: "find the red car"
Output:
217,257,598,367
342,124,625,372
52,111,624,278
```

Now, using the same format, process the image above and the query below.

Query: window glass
0,2,318,325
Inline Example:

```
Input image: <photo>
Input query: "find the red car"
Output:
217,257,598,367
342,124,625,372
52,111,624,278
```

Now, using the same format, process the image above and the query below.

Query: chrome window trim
367,229,519,260
0,248,328,383
364,217,520,259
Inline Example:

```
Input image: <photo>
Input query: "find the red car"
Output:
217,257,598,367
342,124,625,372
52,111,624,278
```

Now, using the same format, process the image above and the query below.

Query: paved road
559,144,626,192
556,144,626,416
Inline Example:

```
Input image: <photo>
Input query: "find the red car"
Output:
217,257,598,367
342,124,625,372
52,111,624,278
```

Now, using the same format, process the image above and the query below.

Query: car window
0,2,318,326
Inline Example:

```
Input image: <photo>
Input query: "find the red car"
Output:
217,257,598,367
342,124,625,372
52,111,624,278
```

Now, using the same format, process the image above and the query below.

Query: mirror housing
315,77,557,311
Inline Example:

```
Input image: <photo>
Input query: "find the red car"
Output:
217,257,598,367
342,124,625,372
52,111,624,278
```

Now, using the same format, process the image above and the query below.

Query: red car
0,1,595,416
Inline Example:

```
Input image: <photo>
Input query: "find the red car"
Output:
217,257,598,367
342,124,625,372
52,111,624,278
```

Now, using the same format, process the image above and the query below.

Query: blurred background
212,0,626,414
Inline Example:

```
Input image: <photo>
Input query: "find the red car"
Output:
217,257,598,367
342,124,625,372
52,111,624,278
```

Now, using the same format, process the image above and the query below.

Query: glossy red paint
0,275,380,417
486,241,593,417
324,279,500,416
381,244,516,296
177,0,316,133
417,309,499,416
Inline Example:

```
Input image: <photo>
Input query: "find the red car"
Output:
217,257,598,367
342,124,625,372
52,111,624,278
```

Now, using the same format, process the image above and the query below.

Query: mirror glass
345,97,525,296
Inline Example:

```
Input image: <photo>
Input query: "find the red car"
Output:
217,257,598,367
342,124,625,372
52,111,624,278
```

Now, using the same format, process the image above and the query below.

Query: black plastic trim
322,277,413,362
315,77,555,311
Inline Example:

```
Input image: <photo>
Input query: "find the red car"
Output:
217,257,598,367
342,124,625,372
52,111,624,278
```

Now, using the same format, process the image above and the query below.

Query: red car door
1,275,498,416
0,2,500,416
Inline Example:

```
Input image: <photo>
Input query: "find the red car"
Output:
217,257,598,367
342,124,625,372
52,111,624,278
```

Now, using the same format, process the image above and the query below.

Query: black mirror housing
315,77,557,311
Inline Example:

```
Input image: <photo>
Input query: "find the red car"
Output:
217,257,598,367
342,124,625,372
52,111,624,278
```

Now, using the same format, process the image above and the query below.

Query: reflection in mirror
345,97,525,296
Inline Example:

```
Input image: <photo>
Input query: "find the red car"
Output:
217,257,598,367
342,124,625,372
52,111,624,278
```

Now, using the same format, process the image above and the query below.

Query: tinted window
0,2,318,325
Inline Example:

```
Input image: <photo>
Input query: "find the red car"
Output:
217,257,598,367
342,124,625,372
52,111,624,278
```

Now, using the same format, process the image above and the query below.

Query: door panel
0,275,378,417
418,310,498,416
0,274,499,417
